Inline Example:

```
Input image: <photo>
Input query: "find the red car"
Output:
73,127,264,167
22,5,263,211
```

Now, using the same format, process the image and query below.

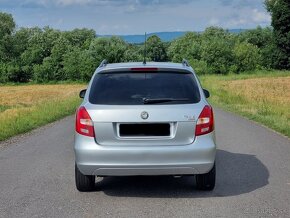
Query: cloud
252,8,271,23
0,0,196,8
55,0,93,6
224,8,271,28
0,0,109,8
218,0,264,8
135,0,194,5
0,0,271,34
209,18,220,26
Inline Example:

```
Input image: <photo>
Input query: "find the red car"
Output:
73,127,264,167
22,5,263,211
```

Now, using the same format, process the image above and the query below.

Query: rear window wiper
143,98,190,104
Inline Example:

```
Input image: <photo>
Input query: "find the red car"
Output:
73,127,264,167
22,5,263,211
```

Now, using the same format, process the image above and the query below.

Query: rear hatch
86,70,203,146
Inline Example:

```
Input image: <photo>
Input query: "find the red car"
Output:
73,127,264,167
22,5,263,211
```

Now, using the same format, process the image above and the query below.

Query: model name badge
184,115,195,121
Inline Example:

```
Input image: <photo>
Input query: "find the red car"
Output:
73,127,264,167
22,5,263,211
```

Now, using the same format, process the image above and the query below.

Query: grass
200,70,290,138
0,84,85,141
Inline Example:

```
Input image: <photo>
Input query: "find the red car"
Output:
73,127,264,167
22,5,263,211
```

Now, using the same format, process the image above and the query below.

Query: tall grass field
200,71,290,138
0,84,85,141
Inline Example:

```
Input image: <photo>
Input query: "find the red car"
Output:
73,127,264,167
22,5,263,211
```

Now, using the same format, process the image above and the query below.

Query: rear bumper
74,132,216,176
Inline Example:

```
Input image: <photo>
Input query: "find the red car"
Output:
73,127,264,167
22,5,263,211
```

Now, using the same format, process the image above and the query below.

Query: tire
75,164,95,192
196,163,216,191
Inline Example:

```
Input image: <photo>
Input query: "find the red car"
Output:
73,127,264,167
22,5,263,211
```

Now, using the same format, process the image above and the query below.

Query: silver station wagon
74,60,216,192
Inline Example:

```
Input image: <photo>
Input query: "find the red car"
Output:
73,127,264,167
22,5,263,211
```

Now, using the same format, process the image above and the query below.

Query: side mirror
203,89,210,98
79,89,87,99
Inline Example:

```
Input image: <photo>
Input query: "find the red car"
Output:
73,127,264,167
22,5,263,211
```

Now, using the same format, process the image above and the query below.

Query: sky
0,0,271,35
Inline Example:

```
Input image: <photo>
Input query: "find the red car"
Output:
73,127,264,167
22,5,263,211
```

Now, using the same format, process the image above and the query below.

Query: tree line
0,0,289,83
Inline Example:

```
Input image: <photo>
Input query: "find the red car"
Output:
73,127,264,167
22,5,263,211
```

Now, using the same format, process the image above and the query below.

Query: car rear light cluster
76,106,95,137
195,105,214,136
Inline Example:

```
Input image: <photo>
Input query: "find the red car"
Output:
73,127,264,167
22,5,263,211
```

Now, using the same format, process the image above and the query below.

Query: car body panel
74,61,216,176
75,132,216,176
84,103,205,146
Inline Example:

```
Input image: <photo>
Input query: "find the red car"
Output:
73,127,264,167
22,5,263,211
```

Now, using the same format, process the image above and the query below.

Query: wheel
75,164,95,192
196,163,216,190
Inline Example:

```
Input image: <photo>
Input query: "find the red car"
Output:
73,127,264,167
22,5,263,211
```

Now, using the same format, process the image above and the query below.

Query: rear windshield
89,72,201,105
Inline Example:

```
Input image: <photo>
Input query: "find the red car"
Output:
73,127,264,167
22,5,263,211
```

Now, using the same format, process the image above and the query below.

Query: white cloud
55,0,92,6
1,0,272,34
15,0,194,7
252,9,271,23
223,7,271,28
125,4,137,12
209,18,220,26
227,18,247,27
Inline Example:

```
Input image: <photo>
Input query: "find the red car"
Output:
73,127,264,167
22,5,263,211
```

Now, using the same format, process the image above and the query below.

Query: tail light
76,106,95,137
195,105,214,136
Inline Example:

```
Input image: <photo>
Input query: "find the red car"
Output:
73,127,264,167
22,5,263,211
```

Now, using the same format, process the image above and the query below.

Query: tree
0,13,33,82
88,36,127,64
63,48,95,81
48,35,72,80
238,27,278,69
168,32,200,62
21,27,60,66
7,28,41,82
145,35,167,62
200,38,234,74
63,28,95,48
203,26,229,39
33,58,55,82
12,27,40,58
265,0,290,69
199,28,235,74
238,26,273,48
168,28,237,74
124,44,143,62
233,42,261,73
0,12,16,62
1,10,288,82
0,12,15,37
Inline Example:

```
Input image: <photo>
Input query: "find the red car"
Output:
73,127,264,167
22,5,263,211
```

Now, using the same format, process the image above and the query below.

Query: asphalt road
0,109,289,218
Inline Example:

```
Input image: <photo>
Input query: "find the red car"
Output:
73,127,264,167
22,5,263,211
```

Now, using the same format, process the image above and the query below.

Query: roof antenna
143,32,147,65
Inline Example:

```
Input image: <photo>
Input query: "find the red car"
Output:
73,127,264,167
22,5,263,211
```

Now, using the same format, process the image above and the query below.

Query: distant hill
119,32,187,43
99,29,247,44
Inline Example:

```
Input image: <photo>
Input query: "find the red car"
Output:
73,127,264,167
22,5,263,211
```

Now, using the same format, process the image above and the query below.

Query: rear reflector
76,106,95,137
195,105,214,136
130,67,158,71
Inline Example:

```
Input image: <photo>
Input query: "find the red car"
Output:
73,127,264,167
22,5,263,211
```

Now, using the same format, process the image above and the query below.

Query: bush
189,59,208,75
89,37,127,64
124,45,142,62
33,58,56,82
233,42,261,73
0,62,31,82
0,63,8,83
168,32,199,62
63,48,96,81
201,38,234,74
6,64,21,82
146,35,168,62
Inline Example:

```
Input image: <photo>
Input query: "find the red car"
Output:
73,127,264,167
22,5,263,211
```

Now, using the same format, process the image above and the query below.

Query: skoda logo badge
141,111,149,120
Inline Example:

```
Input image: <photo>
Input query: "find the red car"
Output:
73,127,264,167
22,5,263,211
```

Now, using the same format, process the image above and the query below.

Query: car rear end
74,62,216,191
